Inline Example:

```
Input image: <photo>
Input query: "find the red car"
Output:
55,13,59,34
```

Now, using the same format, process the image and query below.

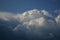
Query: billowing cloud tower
0,9,60,40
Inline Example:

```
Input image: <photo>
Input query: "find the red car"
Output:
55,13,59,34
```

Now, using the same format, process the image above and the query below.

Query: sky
0,0,60,13
0,0,60,40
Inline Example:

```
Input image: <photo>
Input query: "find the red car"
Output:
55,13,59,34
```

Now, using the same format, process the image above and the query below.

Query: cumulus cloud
15,9,53,26
0,9,60,40
55,10,60,27
55,15,60,23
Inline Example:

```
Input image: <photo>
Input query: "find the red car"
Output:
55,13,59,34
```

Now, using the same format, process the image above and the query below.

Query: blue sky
0,0,60,13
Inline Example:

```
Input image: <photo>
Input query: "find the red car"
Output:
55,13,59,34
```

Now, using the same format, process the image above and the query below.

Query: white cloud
15,9,53,26
25,17,45,26
55,15,60,25
41,10,52,17
0,12,15,21
0,9,60,39
55,10,60,28
0,9,56,30
0,9,53,26
11,9,57,38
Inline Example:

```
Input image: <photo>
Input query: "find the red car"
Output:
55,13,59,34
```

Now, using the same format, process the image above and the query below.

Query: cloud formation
55,15,60,24
0,9,60,40
0,12,15,21
16,9,53,26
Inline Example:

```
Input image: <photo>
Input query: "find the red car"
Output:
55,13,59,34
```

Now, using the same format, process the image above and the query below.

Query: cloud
13,9,57,39
0,12,15,21
55,9,60,27
0,9,60,40
55,15,60,26
55,15,60,23
16,9,53,26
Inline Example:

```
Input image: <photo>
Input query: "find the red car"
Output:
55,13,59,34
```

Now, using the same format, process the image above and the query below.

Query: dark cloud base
0,19,60,40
